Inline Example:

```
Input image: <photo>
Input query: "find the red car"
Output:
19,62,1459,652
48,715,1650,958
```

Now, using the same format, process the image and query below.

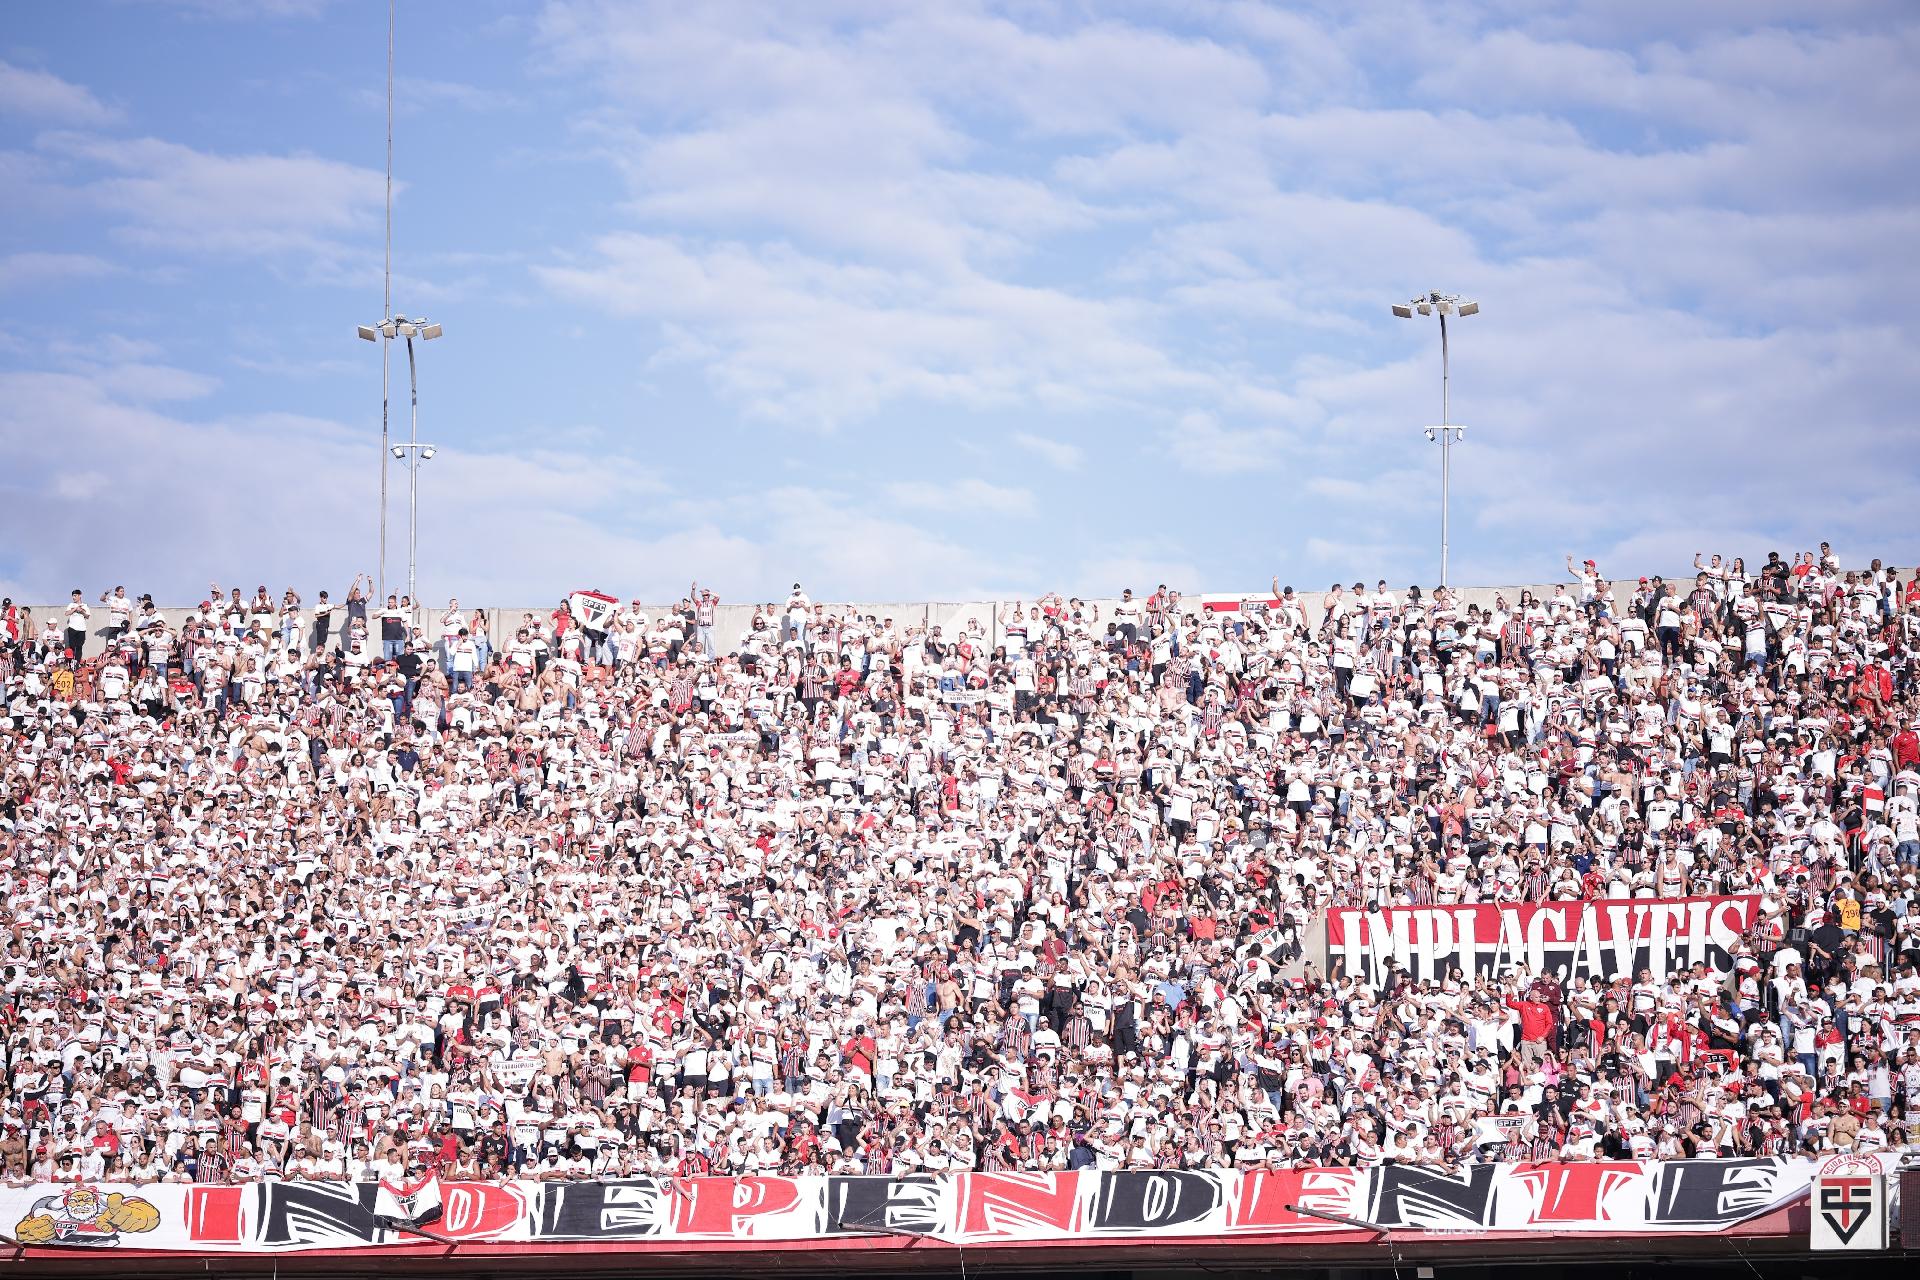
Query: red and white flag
1199,593,1283,614
374,1172,443,1228
567,589,619,632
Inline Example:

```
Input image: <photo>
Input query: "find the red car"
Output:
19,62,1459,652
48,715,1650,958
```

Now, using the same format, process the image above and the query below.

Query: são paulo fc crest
1810,1164,1887,1251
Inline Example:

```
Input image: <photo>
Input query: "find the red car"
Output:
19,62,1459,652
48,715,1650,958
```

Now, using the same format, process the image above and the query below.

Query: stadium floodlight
1393,291,1479,588
358,316,395,597
396,315,440,605
360,311,444,603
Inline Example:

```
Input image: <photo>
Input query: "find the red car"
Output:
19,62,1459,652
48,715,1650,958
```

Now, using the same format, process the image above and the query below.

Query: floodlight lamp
421,445,436,460
357,325,378,342
379,320,399,339
1416,302,1434,316
1391,304,1414,319
419,323,443,341
1457,301,1480,316
391,444,406,459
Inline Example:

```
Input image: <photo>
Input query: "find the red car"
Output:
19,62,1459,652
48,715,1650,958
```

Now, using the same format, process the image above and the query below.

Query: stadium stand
0,547,1916,1192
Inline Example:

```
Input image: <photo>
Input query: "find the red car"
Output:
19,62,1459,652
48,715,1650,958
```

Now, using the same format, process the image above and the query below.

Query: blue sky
3,0,1918,605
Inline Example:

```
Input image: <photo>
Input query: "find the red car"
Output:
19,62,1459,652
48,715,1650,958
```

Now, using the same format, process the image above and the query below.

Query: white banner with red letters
0,1157,1887,1253
1324,895,1762,987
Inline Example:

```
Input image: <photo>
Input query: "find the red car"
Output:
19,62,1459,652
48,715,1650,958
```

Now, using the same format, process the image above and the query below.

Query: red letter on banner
184,1186,246,1243
674,1177,804,1236
957,1172,1081,1238
1511,1162,1644,1224
1232,1168,1360,1229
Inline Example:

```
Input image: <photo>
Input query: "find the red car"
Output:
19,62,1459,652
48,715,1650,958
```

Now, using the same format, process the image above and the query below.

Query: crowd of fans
1,543,1918,1188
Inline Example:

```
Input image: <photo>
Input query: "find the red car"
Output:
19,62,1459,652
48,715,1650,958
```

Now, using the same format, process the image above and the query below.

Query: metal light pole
358,311,442,597
381,316,442,603
1392,291,1478,588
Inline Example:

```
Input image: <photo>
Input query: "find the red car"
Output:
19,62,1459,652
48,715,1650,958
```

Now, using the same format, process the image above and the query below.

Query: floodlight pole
1395,291,1477,589
379,322,391,601
379,0,394,600
387,317,441,606
1439,305,1454,589
406,329,419,604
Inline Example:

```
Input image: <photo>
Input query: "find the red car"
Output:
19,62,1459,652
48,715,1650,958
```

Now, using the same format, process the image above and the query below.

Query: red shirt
842,1035,876,1073
1892,729,1920,771
1507,998,1554,1043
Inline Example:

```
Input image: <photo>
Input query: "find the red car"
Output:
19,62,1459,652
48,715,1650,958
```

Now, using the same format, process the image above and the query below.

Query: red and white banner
567,589,619,632
1200,593,1284,614
0,1158,1875,1253
1324,896,1761,987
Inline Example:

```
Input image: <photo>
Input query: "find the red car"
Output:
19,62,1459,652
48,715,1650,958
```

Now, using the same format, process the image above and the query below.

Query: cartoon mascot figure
15,1184,161,1246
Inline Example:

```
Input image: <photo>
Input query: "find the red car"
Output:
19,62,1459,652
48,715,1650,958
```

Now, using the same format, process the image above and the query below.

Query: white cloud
754,487,1031,600
1162,410,1292,474
355,77,519,115
537,233,1218,427
117,0,335,18
0,372,1037,604
883,478,1034,516
529,3,1303,430
1305,476,1374,502
228,350,359,380
52,471,109,501
94,362,221,402
0,60,119,125
0,252,118,291
1009,432,1083,471
35,132,385,264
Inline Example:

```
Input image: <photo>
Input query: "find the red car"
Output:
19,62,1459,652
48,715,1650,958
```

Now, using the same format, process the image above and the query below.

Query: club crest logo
1816,1177,1874,1246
